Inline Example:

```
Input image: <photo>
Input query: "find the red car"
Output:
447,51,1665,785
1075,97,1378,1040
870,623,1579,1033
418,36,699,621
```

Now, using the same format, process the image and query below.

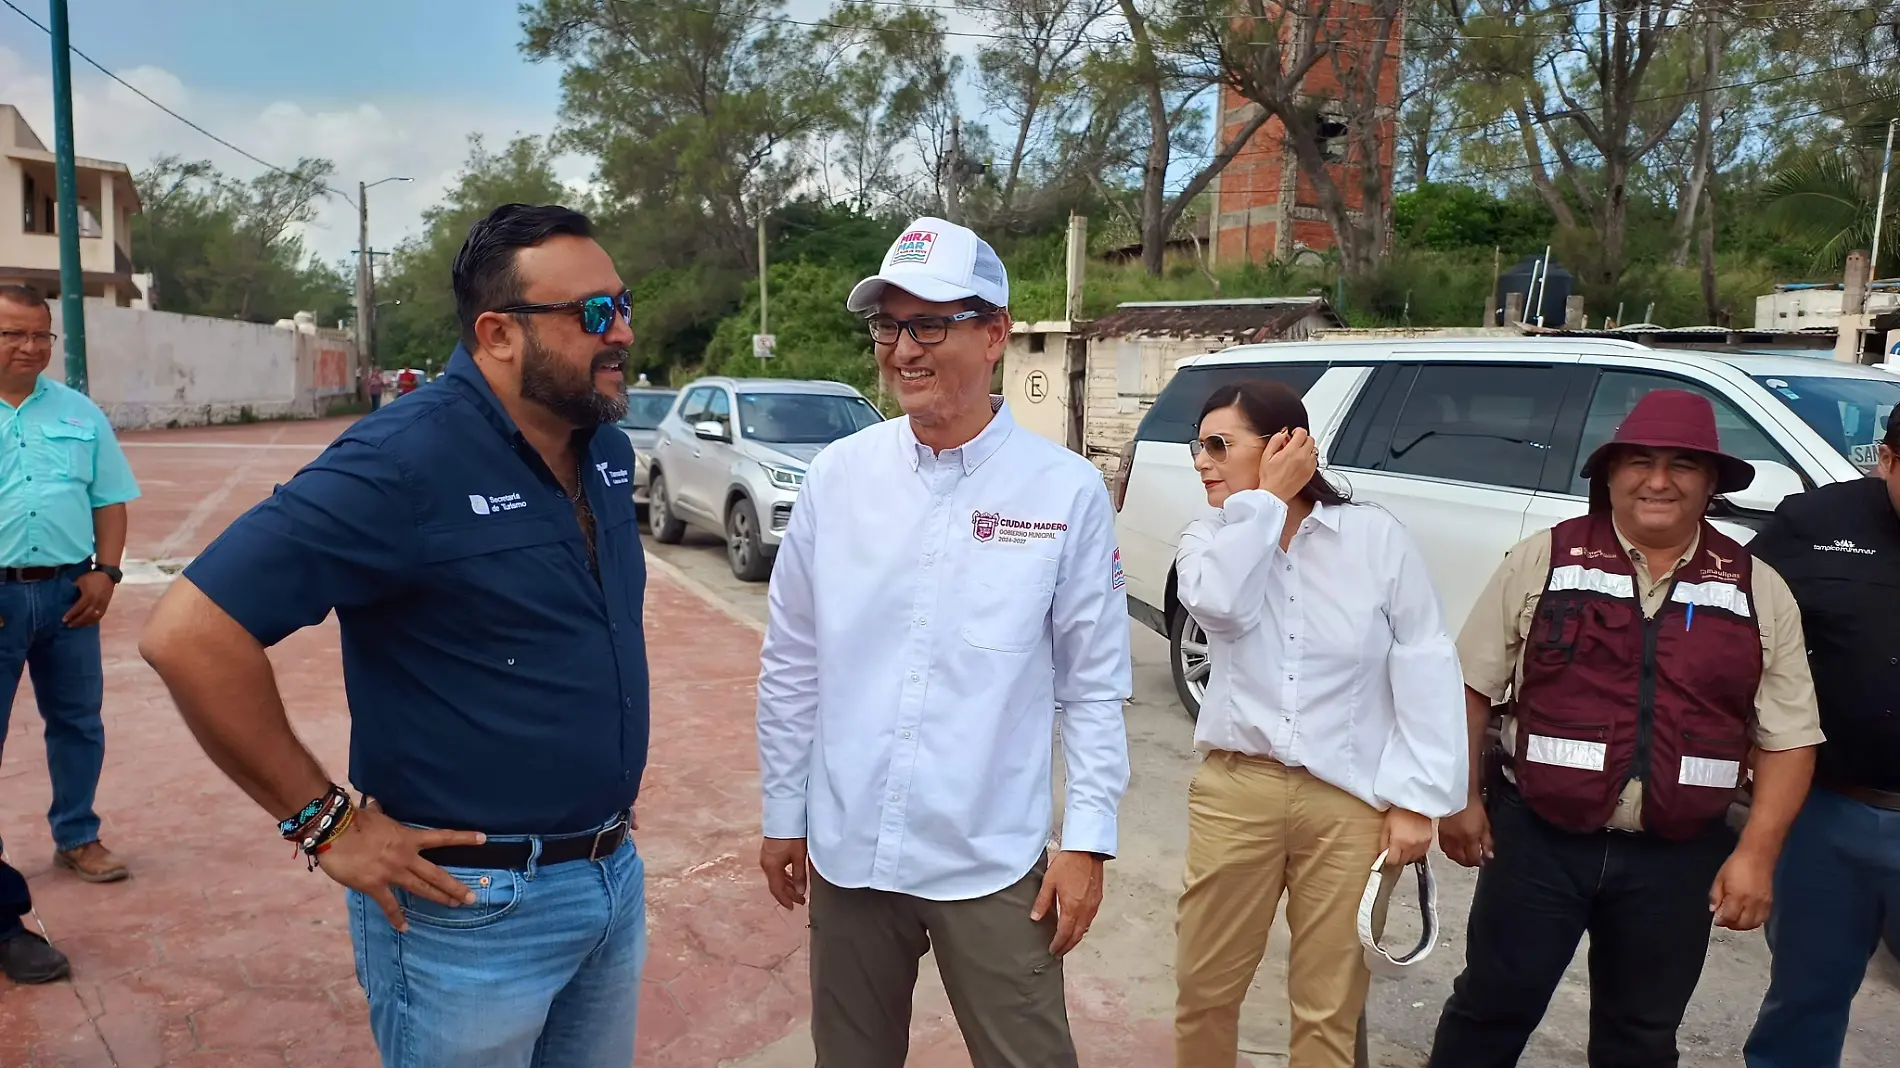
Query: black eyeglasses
866,310,988,346
0,329,56,348
1188,433,1267,462
496,291,633,336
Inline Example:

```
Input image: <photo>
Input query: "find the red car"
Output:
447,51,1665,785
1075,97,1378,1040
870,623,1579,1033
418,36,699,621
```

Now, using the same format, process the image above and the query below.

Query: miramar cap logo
890,229,937,265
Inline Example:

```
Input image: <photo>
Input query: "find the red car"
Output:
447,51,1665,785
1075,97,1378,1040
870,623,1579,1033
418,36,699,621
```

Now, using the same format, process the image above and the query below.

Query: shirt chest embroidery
468,492,527,515
970,509,1068,545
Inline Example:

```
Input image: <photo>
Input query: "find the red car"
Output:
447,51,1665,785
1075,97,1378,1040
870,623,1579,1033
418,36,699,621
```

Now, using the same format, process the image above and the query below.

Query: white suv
1113,338,1900,717
646,376,885,581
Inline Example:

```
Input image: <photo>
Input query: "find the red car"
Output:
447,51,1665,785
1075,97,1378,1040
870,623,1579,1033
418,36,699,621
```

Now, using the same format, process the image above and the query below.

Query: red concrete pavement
0,417,1175,1067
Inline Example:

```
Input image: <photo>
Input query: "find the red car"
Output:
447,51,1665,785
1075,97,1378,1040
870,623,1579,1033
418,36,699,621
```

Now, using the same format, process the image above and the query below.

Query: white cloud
0,45,576,266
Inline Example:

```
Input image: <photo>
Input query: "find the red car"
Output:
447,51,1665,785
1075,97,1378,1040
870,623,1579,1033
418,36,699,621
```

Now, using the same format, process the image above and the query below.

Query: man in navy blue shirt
139,204,652,1067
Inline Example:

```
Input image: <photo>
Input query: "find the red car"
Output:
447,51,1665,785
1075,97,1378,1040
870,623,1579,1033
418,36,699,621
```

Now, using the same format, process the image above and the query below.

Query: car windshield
737,392,882,444
617,392,677,430
1753,373,1900,473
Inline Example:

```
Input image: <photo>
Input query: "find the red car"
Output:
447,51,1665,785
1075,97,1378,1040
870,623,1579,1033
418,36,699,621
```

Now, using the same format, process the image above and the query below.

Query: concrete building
0,104,140,306
1206,4,1401,265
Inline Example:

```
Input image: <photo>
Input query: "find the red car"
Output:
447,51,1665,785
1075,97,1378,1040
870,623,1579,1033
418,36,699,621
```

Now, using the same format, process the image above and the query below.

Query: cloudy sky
0,0,992,267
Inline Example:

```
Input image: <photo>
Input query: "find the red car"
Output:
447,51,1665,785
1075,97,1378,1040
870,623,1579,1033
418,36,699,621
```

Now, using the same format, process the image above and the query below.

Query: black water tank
1495,255,1573,326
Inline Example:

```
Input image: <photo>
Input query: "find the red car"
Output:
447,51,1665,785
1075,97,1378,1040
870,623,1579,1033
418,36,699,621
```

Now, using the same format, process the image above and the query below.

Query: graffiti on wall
315,344,352,396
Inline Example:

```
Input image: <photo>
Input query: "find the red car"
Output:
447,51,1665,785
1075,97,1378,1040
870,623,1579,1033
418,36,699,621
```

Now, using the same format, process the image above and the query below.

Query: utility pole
946,115,963,224
49,0,86,393
1872,118,1898,283
355,181,371,404
758,214,769,339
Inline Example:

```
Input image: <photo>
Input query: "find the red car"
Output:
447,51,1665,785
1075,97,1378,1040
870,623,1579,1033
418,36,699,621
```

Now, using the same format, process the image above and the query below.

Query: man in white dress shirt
755,217,1133,1068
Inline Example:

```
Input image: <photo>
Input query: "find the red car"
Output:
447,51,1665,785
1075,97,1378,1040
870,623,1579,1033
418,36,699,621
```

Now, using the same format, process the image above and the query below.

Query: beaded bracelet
281,785,353,869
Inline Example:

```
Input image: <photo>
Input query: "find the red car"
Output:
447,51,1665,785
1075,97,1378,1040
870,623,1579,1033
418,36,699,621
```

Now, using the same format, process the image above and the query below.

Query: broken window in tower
1316,115,1350,163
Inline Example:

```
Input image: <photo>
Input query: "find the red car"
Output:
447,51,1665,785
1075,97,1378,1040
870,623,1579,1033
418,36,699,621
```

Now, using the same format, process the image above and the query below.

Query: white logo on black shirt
1813,539,1877,555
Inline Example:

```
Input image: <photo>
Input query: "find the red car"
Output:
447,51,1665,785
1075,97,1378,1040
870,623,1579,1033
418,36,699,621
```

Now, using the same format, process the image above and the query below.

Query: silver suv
647,376,885,580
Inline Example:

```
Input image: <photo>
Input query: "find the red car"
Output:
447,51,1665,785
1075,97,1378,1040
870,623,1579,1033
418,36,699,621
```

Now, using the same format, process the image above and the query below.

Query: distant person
367,368,384,411
139,203,651,1066
1744,410,1900,1067
756,217,1132,1067
1431,390,1822,1068
1172,380,1467,1067
0,282,140,900
397,368,419,396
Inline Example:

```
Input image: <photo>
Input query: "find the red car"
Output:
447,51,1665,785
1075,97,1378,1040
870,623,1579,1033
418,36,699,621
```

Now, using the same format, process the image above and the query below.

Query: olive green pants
808,856,1076,1068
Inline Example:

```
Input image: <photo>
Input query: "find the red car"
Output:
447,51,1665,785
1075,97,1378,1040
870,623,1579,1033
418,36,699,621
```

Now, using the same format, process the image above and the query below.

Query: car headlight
760,462,805,490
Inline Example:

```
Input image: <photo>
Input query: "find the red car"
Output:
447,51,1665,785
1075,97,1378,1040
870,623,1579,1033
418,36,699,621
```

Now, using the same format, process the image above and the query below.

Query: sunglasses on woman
497,290,634,336
1188,433,1268,462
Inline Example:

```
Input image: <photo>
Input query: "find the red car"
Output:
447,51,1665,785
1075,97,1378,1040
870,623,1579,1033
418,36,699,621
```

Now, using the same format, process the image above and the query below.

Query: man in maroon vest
1429,389,1823,1067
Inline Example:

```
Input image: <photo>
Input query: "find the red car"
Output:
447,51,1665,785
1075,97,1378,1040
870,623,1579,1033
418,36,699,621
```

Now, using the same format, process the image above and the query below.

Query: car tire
726,498,772,583
1169,606,1209,720
649,473,686,544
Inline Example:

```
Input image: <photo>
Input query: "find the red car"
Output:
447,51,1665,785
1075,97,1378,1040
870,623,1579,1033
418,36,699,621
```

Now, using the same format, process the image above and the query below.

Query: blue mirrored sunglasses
498,291,633,336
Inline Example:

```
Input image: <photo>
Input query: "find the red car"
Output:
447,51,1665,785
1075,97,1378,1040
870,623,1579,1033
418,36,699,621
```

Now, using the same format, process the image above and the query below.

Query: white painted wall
67,298,357,429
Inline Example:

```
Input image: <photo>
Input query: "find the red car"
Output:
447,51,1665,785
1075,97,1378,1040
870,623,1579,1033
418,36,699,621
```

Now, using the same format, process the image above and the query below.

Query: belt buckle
588,819,624,863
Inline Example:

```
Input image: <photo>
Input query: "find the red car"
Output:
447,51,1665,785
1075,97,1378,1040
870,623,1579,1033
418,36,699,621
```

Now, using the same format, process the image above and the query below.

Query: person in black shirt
1744,408,1900,1068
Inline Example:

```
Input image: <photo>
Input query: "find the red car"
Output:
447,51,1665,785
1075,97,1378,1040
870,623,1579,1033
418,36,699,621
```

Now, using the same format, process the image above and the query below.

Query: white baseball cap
1357,849,1440,979
846,216,1010,314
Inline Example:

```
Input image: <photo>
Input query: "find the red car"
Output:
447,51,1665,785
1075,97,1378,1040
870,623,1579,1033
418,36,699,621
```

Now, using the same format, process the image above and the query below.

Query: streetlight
336,176,412,401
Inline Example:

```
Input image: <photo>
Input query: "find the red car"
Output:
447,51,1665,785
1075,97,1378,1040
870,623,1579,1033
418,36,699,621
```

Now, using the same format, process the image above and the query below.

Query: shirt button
909,673,919,682
890,793,900,802
917,617,927,627
902,730,912,739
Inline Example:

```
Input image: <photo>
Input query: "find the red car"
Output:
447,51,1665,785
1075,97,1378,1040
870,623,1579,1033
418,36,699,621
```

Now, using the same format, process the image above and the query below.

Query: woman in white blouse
1172,380,1469,1068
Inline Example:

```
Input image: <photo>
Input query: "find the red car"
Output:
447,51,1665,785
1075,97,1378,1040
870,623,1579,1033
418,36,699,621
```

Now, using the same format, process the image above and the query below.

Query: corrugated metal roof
1077,298,1342,342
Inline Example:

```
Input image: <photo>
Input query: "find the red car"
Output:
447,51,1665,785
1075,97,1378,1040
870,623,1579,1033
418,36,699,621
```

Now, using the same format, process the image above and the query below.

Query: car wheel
1169,607,1209,720
649,474,686,544
726,498,772,582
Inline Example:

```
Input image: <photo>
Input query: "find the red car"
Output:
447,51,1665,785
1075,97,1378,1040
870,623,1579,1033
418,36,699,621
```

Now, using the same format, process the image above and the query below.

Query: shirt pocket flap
40,421,96,442
420,518,565,564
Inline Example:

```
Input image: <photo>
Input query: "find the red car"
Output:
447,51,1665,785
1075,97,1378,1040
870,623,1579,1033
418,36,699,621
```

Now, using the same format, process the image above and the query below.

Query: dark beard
520,332,627,426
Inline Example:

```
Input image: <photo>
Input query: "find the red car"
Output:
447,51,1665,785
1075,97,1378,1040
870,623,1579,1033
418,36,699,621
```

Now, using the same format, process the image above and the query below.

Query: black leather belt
0,565,75,583
419,812,631,871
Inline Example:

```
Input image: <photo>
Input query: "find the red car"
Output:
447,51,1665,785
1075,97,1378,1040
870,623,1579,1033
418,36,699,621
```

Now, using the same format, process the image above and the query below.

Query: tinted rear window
1134,362,1327,443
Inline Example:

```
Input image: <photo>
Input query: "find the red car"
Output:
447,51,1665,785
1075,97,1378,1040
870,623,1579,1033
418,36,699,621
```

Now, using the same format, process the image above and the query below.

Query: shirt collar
1611,520,1699,577
1308,500,1343,532
440,345,601,454
2,375,52,412
896,395,1014,475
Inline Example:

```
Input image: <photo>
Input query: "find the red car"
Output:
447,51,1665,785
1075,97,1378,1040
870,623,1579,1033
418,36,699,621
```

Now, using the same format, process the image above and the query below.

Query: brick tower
1207,5,1402,266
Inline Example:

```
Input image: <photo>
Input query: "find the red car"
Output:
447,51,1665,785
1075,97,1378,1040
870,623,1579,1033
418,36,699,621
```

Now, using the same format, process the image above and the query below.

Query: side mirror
693,420,731,443
1722,460,1804,514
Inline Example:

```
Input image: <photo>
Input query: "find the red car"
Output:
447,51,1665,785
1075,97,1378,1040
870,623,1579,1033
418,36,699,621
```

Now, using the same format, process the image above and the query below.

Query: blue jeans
348,820,647,1068
1745,787,1900,1068
0,570,106,852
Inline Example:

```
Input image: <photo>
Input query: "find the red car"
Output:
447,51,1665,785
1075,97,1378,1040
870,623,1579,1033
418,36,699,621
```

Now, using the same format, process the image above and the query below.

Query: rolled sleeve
1456,530,1549,704
85,413,139,508
756,459,824,840
1051,483,1132,857
181,439,421,646
1373,518,1470,818
1749,559,1825,752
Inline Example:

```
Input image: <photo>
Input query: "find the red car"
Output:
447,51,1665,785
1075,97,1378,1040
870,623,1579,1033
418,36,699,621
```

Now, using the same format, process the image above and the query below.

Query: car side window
1132,363,1327,444
1570,370,1798,495
707,389,733,433
1360,363,1569,490
677,388,712,425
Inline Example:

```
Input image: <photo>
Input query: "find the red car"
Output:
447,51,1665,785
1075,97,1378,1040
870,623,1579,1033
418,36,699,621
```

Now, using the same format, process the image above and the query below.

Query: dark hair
0,284,48,311
1886,407,1899,449
451,203,595,349
1200,379,1352,506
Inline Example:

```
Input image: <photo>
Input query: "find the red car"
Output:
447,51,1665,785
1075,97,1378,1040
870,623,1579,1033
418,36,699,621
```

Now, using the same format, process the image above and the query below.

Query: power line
0,0,301,179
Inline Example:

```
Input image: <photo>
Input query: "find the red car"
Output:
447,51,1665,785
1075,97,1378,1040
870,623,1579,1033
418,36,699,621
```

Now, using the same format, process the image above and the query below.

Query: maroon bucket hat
1579,389,1756,495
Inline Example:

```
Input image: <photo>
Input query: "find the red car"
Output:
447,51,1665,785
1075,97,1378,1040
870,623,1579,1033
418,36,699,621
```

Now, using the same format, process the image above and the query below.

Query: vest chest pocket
1529,598,1633,666
962,553,1058,654
38,421,95,481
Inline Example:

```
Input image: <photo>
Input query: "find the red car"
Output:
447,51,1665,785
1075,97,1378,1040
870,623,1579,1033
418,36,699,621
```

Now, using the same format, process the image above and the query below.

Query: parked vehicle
1112,338,1900,717
615,386,679,508
648,376,885,581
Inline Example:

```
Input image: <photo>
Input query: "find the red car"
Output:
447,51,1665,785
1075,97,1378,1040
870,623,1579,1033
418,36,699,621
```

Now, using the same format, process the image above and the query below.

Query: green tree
131,155,347,322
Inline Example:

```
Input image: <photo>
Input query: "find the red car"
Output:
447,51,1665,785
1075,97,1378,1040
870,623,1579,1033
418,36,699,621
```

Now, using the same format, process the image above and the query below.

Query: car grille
771,502,793,532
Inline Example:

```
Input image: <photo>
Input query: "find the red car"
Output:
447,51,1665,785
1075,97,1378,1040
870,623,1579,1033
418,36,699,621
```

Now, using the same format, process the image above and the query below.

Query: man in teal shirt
0,284,139,979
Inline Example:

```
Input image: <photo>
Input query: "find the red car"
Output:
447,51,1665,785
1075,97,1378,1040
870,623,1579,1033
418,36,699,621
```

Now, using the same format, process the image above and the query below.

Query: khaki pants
808,856,1075,1068
1176,751,1387,1068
